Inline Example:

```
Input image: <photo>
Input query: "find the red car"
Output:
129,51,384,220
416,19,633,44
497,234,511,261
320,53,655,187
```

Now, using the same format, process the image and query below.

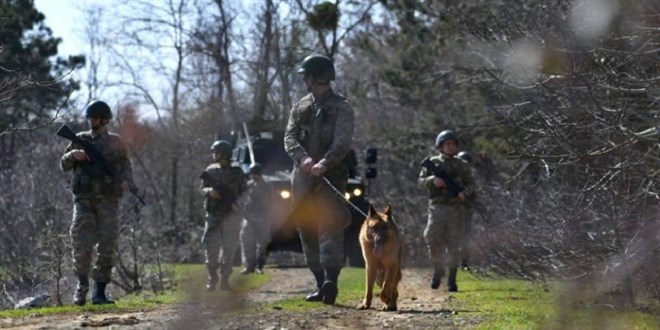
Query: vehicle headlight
344,192,351,200
353,188,362,197
280,190,291,199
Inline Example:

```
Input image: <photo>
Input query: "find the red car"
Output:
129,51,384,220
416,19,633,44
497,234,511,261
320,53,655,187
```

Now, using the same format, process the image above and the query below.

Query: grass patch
175,264,270,290
448,270,660,329
2,265,658,329
0,265,270,319
263,268,659,329
450,271,555,329
0,293,175,319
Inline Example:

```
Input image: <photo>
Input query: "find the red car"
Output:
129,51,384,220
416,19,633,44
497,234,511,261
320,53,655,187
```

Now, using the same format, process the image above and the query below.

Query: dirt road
2,268,479,329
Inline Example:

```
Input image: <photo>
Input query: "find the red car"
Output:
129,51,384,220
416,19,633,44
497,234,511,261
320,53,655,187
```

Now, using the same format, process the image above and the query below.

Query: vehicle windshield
252,138,291,172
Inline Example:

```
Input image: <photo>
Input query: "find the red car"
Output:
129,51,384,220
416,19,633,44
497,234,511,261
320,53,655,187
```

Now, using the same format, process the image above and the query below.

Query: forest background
0,0,658,311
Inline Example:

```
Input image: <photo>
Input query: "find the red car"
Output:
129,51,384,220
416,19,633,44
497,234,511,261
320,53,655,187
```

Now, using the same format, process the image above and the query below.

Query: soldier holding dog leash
284,54,354,306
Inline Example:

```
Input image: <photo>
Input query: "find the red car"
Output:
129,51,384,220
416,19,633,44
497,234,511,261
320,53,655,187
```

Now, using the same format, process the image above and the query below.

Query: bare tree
190,0,241,134
344,0,660,304
110,0,196,241
294,0,378,60
250,0,275,128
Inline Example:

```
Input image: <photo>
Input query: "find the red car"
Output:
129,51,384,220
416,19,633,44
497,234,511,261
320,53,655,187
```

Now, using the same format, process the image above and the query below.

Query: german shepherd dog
356,205,402,311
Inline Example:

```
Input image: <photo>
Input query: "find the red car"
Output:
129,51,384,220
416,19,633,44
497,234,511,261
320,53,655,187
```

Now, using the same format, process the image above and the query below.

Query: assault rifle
420,158,466,197
57,124,145,205
420,157,489,222
200,171,239,211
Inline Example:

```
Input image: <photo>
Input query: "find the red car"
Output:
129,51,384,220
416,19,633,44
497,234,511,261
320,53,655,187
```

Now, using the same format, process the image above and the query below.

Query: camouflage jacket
418,154,476,204
284,89,354,178
200,164,247,214
60,129,132,201
241,178,274,221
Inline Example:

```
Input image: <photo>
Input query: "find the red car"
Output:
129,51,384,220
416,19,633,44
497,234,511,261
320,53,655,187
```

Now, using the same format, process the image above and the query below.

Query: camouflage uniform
284,89,353,295
240,177,274,272
200,163,247,288
418,154,476,289
61,130,132,285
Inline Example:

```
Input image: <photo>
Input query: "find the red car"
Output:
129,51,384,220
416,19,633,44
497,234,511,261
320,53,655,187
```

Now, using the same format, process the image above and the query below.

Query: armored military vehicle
229,129,376,267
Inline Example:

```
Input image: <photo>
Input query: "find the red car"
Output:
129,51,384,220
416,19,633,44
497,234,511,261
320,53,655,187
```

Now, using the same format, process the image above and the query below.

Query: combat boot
304,270,325,302
206,264,219,291
91,282,115,305
448,266,458,292
255,256,266,274
219,275,232,291
73,275,89,306
431,268,444,290
239,266,255,275
461,258,469,270
321,267,340,305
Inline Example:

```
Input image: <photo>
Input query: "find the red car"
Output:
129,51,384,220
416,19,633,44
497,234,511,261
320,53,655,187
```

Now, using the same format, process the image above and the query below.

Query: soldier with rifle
59,100,138,305
200,140,247,291
418,130,476,292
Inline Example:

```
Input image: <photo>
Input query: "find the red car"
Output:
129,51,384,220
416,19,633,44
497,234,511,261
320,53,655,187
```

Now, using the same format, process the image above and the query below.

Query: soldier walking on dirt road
200,140,247,291
284,54,354,305
418,130,476,292
60,100,134,305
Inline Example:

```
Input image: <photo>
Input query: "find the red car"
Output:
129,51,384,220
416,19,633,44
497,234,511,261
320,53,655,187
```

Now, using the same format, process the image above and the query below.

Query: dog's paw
356,303,370,310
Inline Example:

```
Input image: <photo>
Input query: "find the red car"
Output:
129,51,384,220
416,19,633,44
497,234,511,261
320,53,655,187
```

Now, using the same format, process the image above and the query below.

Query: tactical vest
427,157,465,202
70,132,123,199
202,165,245,214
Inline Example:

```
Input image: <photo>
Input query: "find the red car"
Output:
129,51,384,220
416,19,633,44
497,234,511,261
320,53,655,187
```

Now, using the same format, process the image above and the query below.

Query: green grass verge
438,270,659,330
262,268,659,329
0,264,270,319
2,265,658,330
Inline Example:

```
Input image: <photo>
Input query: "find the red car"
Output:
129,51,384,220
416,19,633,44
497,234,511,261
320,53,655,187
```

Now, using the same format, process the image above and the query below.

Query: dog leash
322,176,368,218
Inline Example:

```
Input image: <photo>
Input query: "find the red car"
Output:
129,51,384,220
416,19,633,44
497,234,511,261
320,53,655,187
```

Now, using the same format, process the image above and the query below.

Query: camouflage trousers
70,197,119,283
423,201,469,273
203,211,242,276
240,216,271,268
292,169,351,271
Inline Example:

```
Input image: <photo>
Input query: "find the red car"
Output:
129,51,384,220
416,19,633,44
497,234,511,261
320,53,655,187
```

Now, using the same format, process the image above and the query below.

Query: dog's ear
383,204,392,220
368,204,378,218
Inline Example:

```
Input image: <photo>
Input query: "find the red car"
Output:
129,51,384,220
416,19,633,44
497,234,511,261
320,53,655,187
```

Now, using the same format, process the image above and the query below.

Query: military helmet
435,130,458,148
210,140,232,157
297,54,335,82
84,100,112,119
457,151,473,163
248,162,263,175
